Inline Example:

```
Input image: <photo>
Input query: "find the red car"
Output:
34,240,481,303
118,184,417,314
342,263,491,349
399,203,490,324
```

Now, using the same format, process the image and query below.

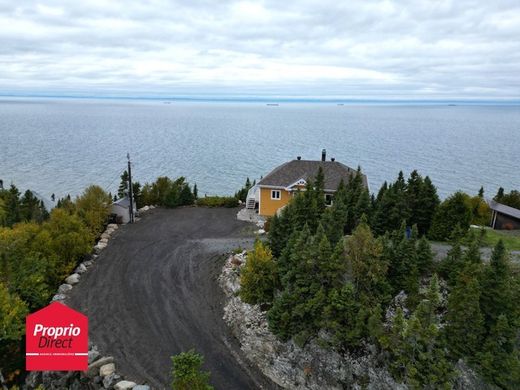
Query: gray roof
488,199,520,220
258,159,368,191
113,197,131,208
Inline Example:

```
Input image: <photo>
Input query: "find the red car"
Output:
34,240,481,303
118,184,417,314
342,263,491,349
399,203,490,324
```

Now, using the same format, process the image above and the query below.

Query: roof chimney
331,157,335,162
321,149,326,162
297,156,301,160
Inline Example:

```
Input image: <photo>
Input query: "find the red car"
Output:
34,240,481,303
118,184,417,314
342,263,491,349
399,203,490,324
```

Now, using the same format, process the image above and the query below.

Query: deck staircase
246,197,256,209
246,185,259,209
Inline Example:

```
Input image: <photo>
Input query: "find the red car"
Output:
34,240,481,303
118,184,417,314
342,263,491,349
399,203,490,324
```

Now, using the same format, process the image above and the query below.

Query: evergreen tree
344,221,389,305
480,240,513,329
171,350,213,390
429,191,472,241
478,186,484,198
494,187,504,202
314,167,326,214
4,185,21,227
20,190,40,222
371,181,388,234
132,182,142,208
193,184,198,200
445,264,485,360
416,176,440,235
118,170,129,199
383,281,454,389
416,236,434,275
0,197,6,226
439,238,464,288
406,170,424,230
478,314,520,389
372,173,411,235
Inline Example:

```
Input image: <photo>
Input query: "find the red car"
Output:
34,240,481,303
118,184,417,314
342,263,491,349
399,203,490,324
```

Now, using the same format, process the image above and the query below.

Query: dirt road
67,207,275,389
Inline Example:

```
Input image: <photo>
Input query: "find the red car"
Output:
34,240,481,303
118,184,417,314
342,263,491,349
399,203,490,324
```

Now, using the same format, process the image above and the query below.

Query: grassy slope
474,227,520,251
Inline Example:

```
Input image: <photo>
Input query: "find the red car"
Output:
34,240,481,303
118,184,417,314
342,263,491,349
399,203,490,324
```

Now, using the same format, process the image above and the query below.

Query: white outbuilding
111,197,136,224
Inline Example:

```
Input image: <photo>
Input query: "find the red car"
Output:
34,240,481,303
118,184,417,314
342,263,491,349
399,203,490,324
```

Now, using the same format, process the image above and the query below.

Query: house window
325,194,333,206
271,190,281,200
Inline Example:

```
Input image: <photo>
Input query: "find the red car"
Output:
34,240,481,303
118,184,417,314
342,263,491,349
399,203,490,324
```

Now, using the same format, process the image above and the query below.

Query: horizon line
1,93,519,105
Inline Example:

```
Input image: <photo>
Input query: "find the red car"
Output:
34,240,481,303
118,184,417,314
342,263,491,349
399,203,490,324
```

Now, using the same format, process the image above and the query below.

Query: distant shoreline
1,94,519,106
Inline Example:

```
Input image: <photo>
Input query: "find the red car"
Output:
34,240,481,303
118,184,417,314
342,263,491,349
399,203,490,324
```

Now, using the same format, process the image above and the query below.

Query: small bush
171,350,213,390
196,196,238,208
239,240,278,305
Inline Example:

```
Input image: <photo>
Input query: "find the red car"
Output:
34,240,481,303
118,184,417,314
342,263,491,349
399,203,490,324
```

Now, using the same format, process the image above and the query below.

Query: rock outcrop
219,253,404,390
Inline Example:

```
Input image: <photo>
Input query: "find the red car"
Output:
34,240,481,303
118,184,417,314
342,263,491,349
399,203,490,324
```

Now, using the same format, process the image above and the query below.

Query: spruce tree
429,191,471,241
480,240,513,329
445,264,485,360
416,176,440,235
416,236,434,275
494,187,504,202
478,314,520,389
345,221,389,305
132,182,142,208
5,185,21,226
118,170,129,198
314,167,326,214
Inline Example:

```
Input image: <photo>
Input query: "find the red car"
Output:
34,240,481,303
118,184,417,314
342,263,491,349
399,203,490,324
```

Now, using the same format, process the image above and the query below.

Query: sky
0,0,519,100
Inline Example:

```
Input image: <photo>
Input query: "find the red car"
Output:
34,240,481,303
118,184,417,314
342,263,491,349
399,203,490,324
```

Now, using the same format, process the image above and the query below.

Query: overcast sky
1,0,519,99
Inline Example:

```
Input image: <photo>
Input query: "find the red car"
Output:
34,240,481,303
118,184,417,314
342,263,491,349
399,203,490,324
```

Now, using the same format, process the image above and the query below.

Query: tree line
240,168,520,389
0,184,112,384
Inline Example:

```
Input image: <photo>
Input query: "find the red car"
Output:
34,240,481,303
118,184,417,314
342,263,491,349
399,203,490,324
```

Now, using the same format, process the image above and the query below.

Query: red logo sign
26,302,88,371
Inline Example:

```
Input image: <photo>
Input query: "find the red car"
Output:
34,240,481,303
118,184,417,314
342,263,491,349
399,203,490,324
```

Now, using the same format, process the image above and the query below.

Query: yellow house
249,150,368,217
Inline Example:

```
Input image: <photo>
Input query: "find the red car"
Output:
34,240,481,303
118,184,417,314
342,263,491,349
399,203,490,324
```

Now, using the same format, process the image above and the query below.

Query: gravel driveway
67,207,275,390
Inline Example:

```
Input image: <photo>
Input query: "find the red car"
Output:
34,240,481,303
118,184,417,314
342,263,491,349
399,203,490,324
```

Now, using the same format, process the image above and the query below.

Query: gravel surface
67,207,275,390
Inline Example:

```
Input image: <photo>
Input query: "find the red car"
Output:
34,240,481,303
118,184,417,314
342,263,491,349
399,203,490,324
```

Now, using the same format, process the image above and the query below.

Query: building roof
257,159,368,191
488,199,520,220
113,196,131,208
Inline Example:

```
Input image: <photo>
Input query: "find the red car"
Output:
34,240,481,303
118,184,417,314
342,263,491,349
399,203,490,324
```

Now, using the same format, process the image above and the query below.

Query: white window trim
271,190,281,200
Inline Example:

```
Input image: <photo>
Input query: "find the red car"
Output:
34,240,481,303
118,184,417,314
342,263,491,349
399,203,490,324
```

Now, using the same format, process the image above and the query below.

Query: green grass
470,226,520,251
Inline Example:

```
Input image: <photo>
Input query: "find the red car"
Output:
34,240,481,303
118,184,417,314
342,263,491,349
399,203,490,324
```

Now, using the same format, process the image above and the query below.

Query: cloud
0,0,519,99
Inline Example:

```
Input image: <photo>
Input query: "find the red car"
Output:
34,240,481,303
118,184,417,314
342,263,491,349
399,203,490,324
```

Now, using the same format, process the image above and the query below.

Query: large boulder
103,373,121,388
75,263,87,274
99,363,115,377
133,386,150,390
94,242,107,254
58,284,73,294
52,294,66,301
87,356,114,377
65,273,80,285
115,380,137,390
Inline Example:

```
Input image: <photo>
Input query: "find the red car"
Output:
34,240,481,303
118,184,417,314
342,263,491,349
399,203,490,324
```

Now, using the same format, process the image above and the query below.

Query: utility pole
127,153,134,223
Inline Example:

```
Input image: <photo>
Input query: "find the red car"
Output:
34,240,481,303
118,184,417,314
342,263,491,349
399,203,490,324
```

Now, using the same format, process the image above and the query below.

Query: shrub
139,176,196,208
171,350,213,390
196,196,238,208
239,240,278,305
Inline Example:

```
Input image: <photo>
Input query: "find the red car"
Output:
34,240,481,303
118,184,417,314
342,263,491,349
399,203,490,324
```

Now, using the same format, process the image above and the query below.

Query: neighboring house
111,196,136,224
250,150,368,217
488,199,520,230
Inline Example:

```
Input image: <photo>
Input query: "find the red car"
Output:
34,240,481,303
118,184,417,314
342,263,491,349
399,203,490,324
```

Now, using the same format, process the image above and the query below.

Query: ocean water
0,97,518,201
